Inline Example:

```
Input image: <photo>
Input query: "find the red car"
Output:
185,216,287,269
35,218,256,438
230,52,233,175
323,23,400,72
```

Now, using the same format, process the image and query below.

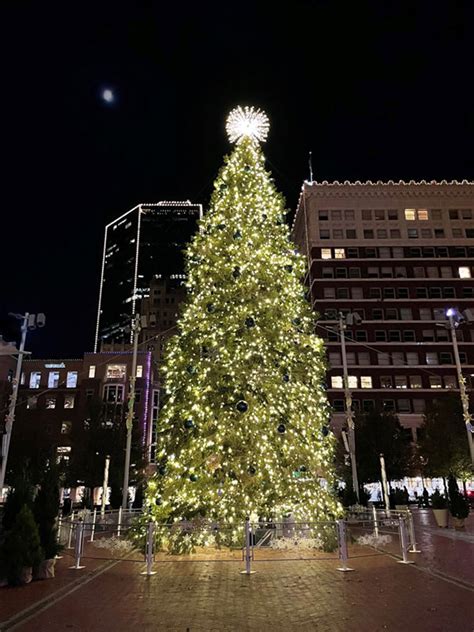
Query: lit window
61,422,72,434
27,396,38,409
106,364,126,380
136,365,143,378
426,353,438,366
20,372,25,385
417,209,429,220
89,365,96,378
409,376,422,389
45,397,56,409
331,376,343,388
348,376,358,389
429,376,442,388
395,376,407,389
334,249,346,259
29,372,41,389
321,248,332,260
56,445,71,463
444,375,457,389
48,371,60,389
380,376,393,388
64,395,75,409
66,371,78,388
104,384,125,403
360,376,372,389
405,209,416,220
459,267,471,279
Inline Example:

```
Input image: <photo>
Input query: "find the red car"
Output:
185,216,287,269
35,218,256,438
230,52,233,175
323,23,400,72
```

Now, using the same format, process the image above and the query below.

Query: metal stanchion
372,505,379,539
337,519,354,572
406,510,421,553
141,521,157,576
117,506,122,537
55,514,63,559
67,511,76,549
69,518,86,569
89,507,97,542
240,517,256,575
397,516,415,564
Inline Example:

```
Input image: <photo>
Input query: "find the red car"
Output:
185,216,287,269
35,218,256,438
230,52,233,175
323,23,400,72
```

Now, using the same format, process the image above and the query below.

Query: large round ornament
236,400,248,413
184,419,194,429
282,374,290,383
189,474,198,482
186,365,196,374
232,267,241,278
158,465,167,476
233,230,242,240
322,425,329,437
207,303,216,313
248,466,256,475
245,317,255,328
277,424,286,434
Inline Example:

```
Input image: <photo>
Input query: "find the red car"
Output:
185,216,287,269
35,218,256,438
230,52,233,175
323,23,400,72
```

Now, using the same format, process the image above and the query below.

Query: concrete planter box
432,508,449,528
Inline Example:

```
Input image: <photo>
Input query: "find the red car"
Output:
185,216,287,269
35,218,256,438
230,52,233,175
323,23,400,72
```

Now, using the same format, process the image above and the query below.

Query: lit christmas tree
146,107,341,544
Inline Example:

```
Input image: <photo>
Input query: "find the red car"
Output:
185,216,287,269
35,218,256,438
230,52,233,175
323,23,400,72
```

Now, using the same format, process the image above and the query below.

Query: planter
34,558,56,580
432,508,449,528
19,566,33,585
451,517,465,530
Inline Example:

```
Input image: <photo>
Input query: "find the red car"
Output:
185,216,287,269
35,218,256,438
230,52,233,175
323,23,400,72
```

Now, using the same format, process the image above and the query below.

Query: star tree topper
226,106,269,144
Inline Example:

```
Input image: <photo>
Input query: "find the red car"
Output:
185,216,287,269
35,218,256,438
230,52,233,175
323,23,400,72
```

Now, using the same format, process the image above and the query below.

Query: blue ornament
245,317,255,328
236,400,248,413
207,303,215,313
277,424,286,434
184,419,194,429
190,474,197,482
322,426,329,437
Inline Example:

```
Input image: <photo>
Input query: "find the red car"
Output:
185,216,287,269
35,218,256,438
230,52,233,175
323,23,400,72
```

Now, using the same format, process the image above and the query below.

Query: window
405,209,416,220
434,229,445,239
358,353,371,365
332,210,342,220
319,210,329,221
372,309,383,320
331,376,343,388
419,308,432,320
431,209,442,220
383,288,396,299
321,248,332,260
413,399,426,413
348,375,358,389
388,209,398,220
362,209,372,220
439,352,453,365
136,365,143,378
400,308,413,320
417,209,429,220
365,248,377,258
47,371,60,388
385,308,398,320
66,372,78,388
64,395,75,409
395,376,407,389
383,400,396,411
322,267,333,278
398,399,411,413
329,353,341,366
104,384,125,403
462,209,472,219
360,376,372,389
351,287,363,299
409,375,422,389
334,248,346,259
416,288,428,298
388,330,401,342
335,267,348,278
449,209,459,219
436,247,449,257
27,396,38,409
134,389,141,403
380,376,393,388
381,267,393,278
426,352,438,365
336,288,349,299
467,229,474,238
61,422,72,434
379,247,391,259
332,400,345,412
378,353,390,365
443,287,455,298
323,288,336,299
368,267,379,278
355,330,368,342
433,308,446,321
397,288,409,299
348,267,361,278
88,365,96,378
320,230,330,240
106,364,126,380
346,352,356,365
423,247,435,257
436,328,449,342
403,330,416,342
45,397,56,409
347,248,359,258
377,229,387,239
390,229,401,238
429,288,442,299
346,229,357,238
363,400,375,412
345,209,355,220
452,229,463,238
363,230,374,239
444,375,457,389
414,267,425,278
421,229,432,239
375,330,387,342
459,266,471,279
374,210,384,221
408,229,418,239
463,287,474,298
427,267,439,278
392,352,404,365
453,247,466,257
86,389,94,400
429,376,442,388
406,352,419,365
459,352,468,364
333,229,343,239
369,288,382,299
29,372,41,389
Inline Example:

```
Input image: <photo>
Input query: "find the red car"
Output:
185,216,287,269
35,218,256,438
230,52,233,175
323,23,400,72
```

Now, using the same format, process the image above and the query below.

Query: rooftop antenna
308,150,314,182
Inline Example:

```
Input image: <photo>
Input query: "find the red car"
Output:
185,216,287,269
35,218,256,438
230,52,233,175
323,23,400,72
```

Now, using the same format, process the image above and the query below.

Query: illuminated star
226,106,269,144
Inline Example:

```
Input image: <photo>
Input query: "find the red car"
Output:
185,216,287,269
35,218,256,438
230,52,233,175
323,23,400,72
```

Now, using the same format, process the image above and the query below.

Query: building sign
45,363,66,368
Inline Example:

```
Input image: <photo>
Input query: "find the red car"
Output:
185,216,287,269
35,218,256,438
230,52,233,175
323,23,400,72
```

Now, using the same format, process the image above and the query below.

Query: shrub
448,475,470,520
430,489,448,509
0,505,44,585
33,465,63,559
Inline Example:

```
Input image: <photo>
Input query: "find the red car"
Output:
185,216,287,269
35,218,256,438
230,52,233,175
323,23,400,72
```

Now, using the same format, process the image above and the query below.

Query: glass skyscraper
95,201,202,350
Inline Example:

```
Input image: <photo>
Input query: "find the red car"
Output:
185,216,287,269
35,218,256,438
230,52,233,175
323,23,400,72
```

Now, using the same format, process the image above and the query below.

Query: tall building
95,201,202,351
292,180,474,437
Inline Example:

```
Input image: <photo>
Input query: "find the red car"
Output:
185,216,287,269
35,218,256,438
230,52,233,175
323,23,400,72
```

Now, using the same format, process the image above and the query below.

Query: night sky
2,1,474,357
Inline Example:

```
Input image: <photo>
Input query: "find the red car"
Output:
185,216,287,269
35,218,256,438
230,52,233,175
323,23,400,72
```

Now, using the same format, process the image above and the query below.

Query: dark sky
2,1,474,357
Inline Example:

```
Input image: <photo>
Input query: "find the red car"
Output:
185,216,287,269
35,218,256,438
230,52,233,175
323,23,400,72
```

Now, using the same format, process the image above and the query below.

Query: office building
292,180,474,436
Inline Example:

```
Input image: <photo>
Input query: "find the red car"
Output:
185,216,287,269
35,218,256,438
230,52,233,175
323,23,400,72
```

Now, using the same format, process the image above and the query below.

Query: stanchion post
336,519,354,572
57,514,62,543
67,510,75,549
90,507,97,542
372,505,379,539
240,517,256,575
117,506,122,537
407,510,421,553
141,521,157,576
397,516,415,564
69,518,86,569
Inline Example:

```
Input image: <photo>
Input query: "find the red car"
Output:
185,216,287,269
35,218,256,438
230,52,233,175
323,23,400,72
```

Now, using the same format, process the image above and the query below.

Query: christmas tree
146,107,341,543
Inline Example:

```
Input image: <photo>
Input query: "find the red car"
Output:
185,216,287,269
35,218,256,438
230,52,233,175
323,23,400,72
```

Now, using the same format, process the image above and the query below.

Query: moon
101,88,115,104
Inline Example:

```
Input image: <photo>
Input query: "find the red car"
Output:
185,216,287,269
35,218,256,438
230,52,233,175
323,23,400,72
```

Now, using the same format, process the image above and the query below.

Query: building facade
95,201,202,351
292,180,474,436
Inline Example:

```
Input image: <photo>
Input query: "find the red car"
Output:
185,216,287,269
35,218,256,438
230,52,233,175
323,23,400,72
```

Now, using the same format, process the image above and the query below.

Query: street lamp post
339,312,360,502
0,313,45,498
446,309,474,466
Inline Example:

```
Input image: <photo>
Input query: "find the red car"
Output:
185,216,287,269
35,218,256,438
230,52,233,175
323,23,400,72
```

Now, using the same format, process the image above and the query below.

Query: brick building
292,180,474,436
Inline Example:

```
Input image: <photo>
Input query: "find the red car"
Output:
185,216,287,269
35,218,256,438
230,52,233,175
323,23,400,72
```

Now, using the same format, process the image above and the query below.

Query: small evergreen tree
33,464,62,559
447,474,470,520
2,472,34,532
0,505,43,585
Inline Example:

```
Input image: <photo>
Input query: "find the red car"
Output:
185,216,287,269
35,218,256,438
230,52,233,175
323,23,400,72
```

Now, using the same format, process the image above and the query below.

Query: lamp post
0,313,45,498
446,308,474,466
338,312,361,502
